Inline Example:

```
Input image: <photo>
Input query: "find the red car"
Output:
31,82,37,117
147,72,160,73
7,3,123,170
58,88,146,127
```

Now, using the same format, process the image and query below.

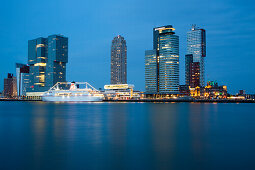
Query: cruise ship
42,82,104,102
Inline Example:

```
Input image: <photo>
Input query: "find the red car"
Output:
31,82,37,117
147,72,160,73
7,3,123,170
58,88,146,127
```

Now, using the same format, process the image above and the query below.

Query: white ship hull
42,95,103,102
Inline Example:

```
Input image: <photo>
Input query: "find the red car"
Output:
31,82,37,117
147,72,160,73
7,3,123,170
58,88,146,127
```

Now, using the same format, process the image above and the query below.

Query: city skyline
1,0,255,94
1,1,255,170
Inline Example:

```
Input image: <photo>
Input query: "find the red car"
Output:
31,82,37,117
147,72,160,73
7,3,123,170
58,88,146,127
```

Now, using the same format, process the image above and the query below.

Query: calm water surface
0,102,255,170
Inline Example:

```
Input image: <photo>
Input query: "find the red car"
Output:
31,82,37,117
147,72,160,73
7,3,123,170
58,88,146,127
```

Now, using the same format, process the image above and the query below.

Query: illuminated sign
104,84,134,90
155,27,175,31
36,44,45,48
34,63,46,67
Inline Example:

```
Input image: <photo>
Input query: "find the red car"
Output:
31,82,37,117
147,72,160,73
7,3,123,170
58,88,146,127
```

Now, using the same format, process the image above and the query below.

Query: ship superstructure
42,82,104,102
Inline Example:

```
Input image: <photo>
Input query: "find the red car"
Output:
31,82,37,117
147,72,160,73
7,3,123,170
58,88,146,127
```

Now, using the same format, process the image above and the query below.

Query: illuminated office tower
145,25,179,94
186,25,206,86
111,35,127,84
27,34,68,92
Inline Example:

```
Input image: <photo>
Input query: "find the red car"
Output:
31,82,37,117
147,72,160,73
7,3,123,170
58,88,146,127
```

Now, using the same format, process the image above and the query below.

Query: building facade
27,34,68,92
16,63,30,96
3,73,17,98
189,81,227,99
179,85,190,96
185,54,200,88
111,35,127,84
186,25,206,87
204,81,227,99
145,25,179,94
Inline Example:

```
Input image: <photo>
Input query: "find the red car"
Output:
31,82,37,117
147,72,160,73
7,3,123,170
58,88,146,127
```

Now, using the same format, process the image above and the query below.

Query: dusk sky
1,0,255,93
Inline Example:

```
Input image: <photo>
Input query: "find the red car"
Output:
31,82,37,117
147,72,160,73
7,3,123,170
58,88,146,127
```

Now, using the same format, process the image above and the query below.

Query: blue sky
1,0,255,93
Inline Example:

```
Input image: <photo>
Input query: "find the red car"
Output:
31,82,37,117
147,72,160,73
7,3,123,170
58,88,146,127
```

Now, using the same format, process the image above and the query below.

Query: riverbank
0,98,41,101
104,99,255,103
1,98,255,103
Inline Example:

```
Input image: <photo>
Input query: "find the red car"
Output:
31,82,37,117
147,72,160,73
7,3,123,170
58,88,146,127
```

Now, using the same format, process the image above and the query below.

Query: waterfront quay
104,99,255,103
1,98,255,103
0,98,40,102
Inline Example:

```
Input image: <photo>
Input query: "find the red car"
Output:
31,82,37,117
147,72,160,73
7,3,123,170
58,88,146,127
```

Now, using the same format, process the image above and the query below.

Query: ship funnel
70,82,77,90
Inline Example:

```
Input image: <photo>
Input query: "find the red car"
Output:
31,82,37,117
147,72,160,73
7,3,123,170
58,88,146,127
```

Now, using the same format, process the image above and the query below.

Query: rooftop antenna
191,24,196,31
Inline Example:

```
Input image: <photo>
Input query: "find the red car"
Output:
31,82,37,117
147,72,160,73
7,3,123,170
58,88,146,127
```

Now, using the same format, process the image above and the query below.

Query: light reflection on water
0,102,255,169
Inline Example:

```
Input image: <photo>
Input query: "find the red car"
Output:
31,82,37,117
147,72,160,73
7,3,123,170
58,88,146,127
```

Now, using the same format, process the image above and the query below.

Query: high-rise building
16,63,30,96
186,25,206,86
185,54,193,86
145,25,179,94
3,73,17,98
111,35,127,84
145,50,157,93
185,54,200,88
27,34,68,92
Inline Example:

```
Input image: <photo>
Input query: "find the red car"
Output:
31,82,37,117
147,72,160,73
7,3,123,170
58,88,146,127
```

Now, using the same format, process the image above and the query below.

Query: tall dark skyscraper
111,35,127,84
186,25,206,87
27,34,68,92
185,54,200,88
145,25,179,94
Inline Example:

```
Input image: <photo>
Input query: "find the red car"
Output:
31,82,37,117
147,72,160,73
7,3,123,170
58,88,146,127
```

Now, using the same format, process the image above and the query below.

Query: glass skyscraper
145,25,179,94
111,35,127,84
186,25,206,87
27,34,68,92
145,49,157,93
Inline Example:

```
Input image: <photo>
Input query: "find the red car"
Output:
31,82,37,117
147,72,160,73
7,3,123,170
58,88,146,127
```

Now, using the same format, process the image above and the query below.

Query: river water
0,102,255,169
